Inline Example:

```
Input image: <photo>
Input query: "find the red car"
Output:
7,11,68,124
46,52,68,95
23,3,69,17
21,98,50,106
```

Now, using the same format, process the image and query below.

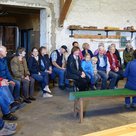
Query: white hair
0,46,6,52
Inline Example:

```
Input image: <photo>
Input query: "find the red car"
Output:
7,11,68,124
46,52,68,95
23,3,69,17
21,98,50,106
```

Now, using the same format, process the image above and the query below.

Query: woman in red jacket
106,45,123,87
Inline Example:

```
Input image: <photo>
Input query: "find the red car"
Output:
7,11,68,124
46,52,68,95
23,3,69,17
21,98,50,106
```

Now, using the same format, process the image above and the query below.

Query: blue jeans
0,86,14,105
0,119,4,129
51,67,65,86
125,97,136,105
32,72,48,93
0,93,10,115
9,79,20,101
108,71,118,89
98,70,108,89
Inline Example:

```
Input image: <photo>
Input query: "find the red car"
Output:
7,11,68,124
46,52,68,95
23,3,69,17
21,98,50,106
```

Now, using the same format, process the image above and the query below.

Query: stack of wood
68,25,82,29
124,26,135,31
104,26,120,30
74,34,106,39
83,26,97,29
74,34,121,39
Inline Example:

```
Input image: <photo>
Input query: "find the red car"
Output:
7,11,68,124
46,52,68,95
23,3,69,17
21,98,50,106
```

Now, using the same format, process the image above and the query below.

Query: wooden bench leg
79,98,83,123
74,100,79,117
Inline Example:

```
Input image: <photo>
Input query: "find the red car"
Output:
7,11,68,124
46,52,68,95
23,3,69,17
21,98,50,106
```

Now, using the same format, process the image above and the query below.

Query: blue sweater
124,59,136,90
0,57,13,80
81,60,94,78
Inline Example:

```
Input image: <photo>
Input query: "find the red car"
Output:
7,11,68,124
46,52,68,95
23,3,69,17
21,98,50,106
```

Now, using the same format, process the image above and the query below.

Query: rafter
59,0,72,27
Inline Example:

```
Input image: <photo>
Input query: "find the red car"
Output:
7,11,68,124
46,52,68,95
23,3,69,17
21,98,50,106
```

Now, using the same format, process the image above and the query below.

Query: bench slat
69,88,136,101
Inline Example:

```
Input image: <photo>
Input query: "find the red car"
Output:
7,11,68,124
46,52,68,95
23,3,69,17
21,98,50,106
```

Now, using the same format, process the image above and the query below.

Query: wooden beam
60,0,65,11
59,0,72,27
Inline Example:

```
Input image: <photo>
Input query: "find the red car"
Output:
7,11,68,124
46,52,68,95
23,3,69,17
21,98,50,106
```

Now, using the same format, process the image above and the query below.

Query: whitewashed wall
55,0,136,53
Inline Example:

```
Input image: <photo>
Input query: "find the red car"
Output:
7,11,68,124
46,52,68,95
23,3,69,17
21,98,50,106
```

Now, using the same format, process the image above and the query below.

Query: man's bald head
0,45,7,58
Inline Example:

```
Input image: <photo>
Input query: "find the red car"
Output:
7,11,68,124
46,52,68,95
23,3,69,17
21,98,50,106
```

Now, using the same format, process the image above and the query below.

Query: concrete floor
13,80,136,136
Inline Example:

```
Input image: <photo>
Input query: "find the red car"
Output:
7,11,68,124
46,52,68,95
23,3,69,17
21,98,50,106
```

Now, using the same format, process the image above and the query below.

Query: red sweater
0,77,3,86
106,52,120,71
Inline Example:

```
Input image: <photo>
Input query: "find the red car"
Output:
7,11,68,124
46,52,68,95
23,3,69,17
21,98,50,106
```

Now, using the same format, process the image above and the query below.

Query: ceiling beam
59,0,72,27
60,0,65,11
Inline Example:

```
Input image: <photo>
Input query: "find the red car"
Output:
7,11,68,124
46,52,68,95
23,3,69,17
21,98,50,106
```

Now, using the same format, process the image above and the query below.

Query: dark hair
71,46,80,54
31,47,38,52
133,50,136,59
72,41,78,46
16,47,25,56
39,46,46,56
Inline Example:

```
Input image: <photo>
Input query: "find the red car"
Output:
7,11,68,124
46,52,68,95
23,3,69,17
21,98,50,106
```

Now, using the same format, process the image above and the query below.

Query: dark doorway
20,29,33,58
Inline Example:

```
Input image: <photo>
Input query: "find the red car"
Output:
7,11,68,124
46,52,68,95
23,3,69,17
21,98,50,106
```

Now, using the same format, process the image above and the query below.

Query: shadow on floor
60,105,136,121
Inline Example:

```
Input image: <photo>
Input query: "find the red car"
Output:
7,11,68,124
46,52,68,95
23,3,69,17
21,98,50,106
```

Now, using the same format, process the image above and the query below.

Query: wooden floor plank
83,123,136,136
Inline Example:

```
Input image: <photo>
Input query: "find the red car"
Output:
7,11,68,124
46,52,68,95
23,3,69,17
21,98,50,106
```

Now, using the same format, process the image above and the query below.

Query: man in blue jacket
0,45,20,102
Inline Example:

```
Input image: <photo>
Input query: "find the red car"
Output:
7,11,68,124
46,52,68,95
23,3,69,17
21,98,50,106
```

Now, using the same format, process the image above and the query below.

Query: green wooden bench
69,88,136,123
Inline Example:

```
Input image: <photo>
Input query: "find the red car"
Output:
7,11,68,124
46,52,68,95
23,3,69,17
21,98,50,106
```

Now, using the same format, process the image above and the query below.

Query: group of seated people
0,40,135,135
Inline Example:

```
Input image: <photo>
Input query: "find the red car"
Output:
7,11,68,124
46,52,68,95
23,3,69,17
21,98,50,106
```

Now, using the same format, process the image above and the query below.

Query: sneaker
44,86,51,93
131,103,136,108
90,86,96,90
3,122,17,131
43,93,53,98
0,128,15,136
3,113,18,121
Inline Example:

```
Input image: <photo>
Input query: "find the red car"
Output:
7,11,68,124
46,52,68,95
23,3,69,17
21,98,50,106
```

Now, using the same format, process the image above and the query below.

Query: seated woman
124,50,136,108
28,47,53,98
82,43,93,58
11,48,35,103
106,45,123,87
39,46,52,93
66,46,89,91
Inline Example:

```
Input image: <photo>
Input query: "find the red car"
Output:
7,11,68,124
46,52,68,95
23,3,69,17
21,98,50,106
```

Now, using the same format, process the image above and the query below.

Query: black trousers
75,76,89,91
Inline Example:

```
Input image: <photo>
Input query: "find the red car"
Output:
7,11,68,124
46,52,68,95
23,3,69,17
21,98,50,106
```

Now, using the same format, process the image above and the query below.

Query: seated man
0,77,21,112
0,77,18,121
0,45,21,102
96,45,118,89
50,45,68,90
